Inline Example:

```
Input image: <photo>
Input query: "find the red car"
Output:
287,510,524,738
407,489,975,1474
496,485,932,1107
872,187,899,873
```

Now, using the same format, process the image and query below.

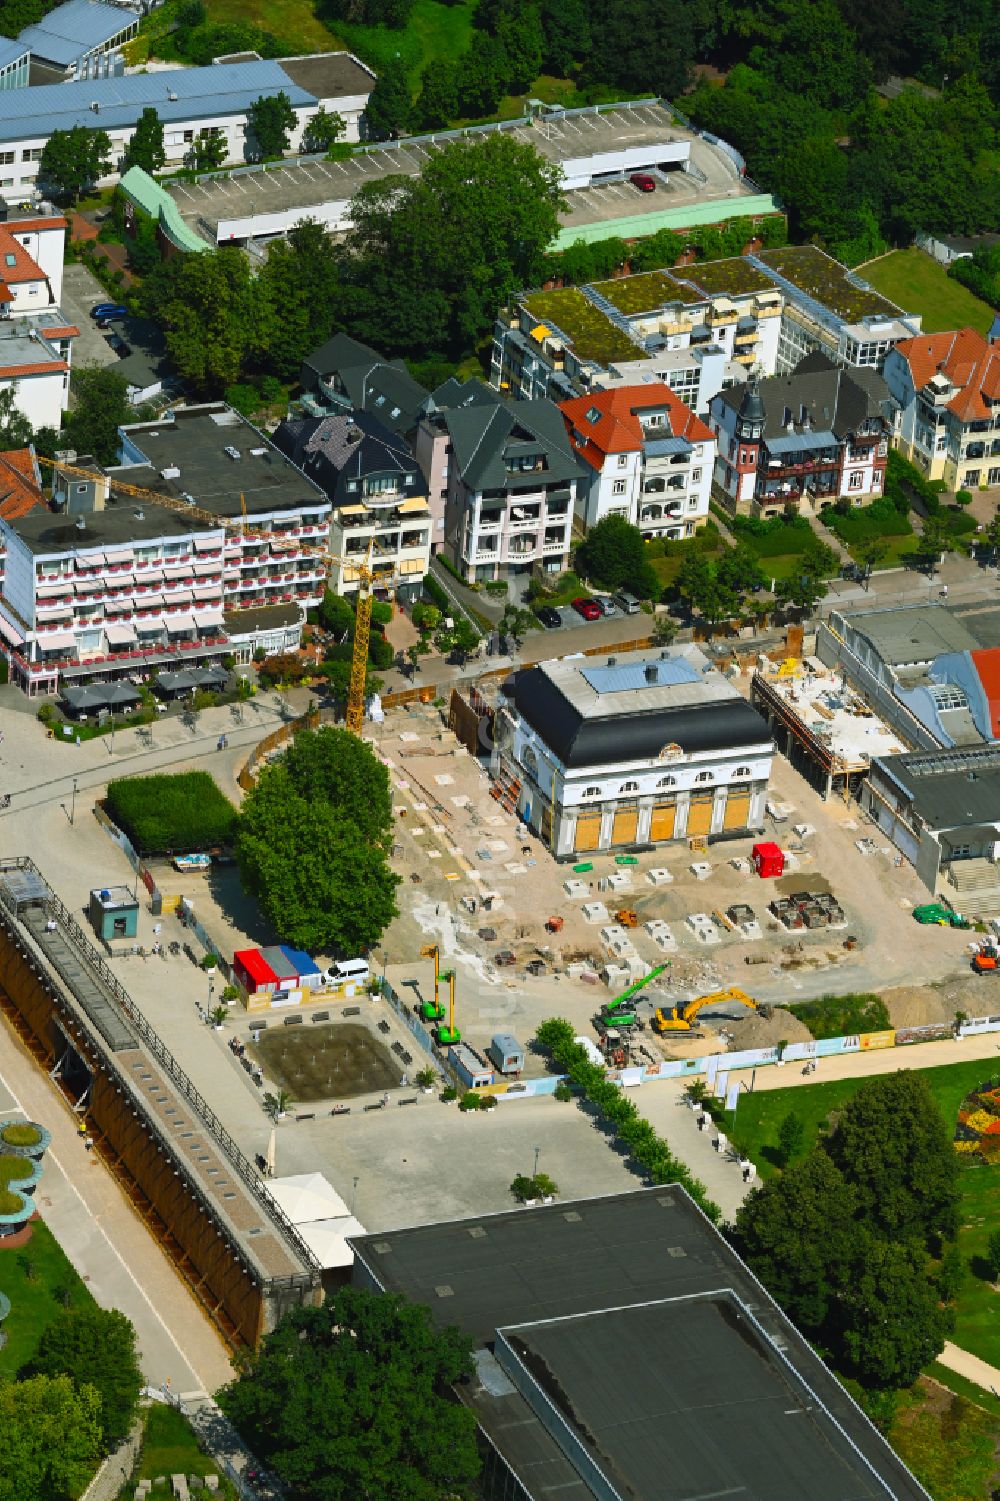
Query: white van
614,590,641,614
325,958,371,988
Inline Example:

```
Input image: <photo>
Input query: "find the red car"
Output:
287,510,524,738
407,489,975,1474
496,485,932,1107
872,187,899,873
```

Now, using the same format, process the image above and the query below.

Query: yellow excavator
653,986,758,1033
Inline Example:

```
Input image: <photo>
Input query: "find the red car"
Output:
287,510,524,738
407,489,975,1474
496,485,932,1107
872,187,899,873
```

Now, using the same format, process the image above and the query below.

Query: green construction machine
912,903,971,929
597,964,671,1031
418,944,445,1022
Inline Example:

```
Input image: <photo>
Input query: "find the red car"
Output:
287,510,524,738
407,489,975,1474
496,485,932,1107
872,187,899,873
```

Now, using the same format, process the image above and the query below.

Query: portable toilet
752,841,785,878
487,1033,524,1076
89,886,139,942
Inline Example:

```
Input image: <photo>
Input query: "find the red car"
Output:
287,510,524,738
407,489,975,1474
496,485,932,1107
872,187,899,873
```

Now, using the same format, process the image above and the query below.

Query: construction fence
477,1016,1000,1101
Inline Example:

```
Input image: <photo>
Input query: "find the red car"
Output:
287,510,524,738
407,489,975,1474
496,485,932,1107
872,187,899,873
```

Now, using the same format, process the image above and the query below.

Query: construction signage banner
859,1030,896,1050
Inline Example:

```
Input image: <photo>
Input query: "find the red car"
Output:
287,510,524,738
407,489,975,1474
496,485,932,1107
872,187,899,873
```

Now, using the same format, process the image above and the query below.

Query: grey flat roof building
874,745,1000,830
118,405,330,520
9,502,220,557
843,605,979,666
350,1188,929,1501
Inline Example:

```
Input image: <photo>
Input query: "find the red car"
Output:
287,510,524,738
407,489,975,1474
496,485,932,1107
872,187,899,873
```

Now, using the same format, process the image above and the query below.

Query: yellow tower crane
35,456,399,737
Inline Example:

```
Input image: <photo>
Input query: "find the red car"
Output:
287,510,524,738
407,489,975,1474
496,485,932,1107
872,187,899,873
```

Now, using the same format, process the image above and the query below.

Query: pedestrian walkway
938,1341,1000,1398
638,1079,752,1222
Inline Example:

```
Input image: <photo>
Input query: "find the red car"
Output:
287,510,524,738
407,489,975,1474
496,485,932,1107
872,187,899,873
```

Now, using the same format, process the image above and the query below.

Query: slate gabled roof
444,397,584,493
716,353,890,441
273,409,425,507
300,332,429,436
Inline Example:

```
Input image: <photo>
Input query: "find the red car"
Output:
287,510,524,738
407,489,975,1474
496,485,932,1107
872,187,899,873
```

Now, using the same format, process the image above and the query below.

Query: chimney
644,663,658,684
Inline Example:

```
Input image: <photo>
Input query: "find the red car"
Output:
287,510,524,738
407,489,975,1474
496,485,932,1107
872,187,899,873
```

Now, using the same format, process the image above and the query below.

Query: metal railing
0,857,320,1280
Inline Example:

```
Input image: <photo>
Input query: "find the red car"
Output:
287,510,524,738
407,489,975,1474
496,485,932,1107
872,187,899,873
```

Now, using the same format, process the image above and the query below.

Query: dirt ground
372,689,983,1065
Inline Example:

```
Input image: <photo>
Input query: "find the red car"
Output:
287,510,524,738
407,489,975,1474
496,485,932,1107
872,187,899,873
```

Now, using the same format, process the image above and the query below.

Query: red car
572,597,602,621
629,173,657,192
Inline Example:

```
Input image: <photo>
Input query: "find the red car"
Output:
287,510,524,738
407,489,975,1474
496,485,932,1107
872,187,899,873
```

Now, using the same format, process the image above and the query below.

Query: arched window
583,785,601,798
656,774,676,788
695,771,714,784
619,780,639,793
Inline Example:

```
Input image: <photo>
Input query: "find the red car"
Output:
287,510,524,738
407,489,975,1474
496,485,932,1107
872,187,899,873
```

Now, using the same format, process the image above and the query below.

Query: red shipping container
752,841,784,878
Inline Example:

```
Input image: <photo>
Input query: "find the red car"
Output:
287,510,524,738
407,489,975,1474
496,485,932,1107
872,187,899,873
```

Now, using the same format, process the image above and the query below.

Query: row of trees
734,1071,960,1400
535,1017,721,1221
1,1305,144,1501
236,725,398,954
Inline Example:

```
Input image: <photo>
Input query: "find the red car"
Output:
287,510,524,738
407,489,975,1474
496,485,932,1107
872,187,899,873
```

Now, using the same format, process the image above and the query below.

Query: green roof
591,271,702,314
678,258,776,297
119,166,209,256
758,246,901,322
521,288,648,366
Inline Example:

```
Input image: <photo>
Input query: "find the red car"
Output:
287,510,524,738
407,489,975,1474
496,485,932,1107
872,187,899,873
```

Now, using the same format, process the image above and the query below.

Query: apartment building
273,410,429,602
0,54,373,198
883,327,1000,490
751,246,920,374
559,383,715,536
0,205,78,429
711,355,891,517
494,261,783,413
442,398,583,585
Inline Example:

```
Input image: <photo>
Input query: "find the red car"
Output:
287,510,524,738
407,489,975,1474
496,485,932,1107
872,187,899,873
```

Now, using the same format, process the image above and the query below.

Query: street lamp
69,776,78,827
352,1175,360,1215
533,1145,541,1179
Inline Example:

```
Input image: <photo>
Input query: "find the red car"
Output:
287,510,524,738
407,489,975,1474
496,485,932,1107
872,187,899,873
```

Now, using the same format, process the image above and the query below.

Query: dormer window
586,406,601,423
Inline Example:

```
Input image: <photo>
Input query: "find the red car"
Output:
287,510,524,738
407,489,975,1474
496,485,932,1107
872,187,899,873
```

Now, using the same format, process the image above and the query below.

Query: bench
311,1011,330,1023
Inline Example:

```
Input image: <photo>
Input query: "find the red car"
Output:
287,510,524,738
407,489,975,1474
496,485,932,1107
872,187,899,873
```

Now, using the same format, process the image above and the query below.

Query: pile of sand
725,1007,813,1051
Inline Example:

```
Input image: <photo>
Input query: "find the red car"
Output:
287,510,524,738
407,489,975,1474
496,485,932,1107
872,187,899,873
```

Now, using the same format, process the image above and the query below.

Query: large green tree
236,728,397,953
836,1234,952,1388
574,515,660,599
63,366,133,465
364,56,412,142
256,219,344,380
824,1071,960,1246
0,1374,102,1501
39,126,112,202
219,1287,480,1501
31,1307,143,1450
249,91,297,160
343,133,562,358
141,247,267,395
733,1152,857,1332
123,107,165,176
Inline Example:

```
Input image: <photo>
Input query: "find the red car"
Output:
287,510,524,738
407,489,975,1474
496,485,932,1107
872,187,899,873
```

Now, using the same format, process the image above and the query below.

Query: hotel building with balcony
882,327,1000,491
273,409,430,602
441,397,583,585
559,382,715,537
710,354,891,518
0,404,331,693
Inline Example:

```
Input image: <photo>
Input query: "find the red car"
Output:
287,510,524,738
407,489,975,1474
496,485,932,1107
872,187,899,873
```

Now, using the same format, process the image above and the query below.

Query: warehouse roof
19,0,136,65
351,1188,929,1501
0,59,314,143
875,745,1000,830
507,646,771,769
844,605,980,666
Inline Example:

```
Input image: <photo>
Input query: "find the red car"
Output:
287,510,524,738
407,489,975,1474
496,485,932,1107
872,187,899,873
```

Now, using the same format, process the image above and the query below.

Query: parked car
593,595,618,617
91,302,128,321
571,597,602,621
95,306,129,326
613,590,641,614
629,173,657,192
537,605,562,629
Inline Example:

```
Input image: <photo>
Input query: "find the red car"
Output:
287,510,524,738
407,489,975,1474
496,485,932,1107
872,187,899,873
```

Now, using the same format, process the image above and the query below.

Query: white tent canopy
297,1215,366,1269
265,1172,351,1225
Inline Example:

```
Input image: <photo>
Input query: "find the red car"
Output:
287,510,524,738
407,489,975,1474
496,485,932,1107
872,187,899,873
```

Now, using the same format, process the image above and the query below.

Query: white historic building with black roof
491,645,774,857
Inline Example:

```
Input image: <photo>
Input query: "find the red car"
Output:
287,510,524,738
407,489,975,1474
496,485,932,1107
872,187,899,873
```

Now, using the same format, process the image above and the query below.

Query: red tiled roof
895,328,1000,423
558,383,714,471
6,216,67,234
0,361,66,378
971,648,1000,737
0,447,46,521
41,324,79,340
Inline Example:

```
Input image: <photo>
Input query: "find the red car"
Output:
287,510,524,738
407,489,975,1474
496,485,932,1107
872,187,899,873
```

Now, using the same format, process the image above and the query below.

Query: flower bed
0,1122,50,1161
954,1078,1000,1163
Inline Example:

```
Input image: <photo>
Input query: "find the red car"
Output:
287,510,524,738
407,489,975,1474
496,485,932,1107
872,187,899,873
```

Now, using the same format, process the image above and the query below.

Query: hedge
535,1018,720,1222
106,771,238,855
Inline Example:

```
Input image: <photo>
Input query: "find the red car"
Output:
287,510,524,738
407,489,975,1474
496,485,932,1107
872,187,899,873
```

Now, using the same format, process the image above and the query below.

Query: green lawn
0,1217,95,1377
888,1380,999,1501
132,0,337,60
335,0,477,90
726,1057,1000,1368
857,249,995,335
137,1405,233,1493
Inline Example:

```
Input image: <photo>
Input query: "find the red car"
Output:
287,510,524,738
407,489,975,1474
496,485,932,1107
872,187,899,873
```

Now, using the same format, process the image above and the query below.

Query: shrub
440,1085,458,1102
1,1123,41,1147
458,1091,482,1111
787,991,890,1039
554,1080,573,1102
106,771,237,854
37,702,55,723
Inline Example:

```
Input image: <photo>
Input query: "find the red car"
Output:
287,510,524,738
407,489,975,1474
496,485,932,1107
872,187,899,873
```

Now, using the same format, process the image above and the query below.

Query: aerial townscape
2,0,1000,1498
